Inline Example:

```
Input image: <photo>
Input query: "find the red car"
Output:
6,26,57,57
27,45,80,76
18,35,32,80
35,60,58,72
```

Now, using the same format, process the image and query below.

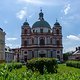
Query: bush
66,61,80,68
0,63,22,72
26,58,58,74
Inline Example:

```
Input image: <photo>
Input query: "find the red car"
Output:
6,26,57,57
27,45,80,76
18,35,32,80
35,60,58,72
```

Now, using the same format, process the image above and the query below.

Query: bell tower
21,19,31,47
52,19,63,61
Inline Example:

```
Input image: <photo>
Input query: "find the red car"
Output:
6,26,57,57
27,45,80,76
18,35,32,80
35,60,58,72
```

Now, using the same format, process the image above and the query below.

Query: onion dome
23,19,29,26
54,19,60,26
32,9,51,28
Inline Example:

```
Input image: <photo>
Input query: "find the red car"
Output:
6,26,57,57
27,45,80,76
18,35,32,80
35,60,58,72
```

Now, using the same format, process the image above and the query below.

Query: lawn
1,64,80,80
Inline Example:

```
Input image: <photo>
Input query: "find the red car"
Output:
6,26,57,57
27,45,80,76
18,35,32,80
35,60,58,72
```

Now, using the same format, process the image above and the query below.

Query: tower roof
23,19,29,26
54,19,60,26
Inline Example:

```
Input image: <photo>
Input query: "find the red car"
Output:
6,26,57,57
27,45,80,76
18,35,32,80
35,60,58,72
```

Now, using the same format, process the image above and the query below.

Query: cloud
19,0,44,5
16,8,27,20
64,3,71,15
6,38,18,41
6,43,20,48
67,35,80,41
18,0,65,6
64,47,75,53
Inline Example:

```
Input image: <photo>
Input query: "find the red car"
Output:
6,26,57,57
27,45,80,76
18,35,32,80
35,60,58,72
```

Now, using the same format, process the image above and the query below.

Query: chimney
76,47,78,51
78,47,80,51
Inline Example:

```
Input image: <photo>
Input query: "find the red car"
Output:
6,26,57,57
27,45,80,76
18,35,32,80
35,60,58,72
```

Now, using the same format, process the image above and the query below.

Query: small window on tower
40,29,43,33
48,30,50,33
24,29,27,34
24,40,27,46
56,40,60,45
56,29,59,34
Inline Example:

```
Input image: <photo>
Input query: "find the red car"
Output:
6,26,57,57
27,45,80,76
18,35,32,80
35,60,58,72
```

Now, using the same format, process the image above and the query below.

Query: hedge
26,58,58,74
0,63,22,72
66,61,80,69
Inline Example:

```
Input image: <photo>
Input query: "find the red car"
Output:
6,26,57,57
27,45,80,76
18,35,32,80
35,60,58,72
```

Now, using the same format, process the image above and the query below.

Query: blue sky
0,0,80,52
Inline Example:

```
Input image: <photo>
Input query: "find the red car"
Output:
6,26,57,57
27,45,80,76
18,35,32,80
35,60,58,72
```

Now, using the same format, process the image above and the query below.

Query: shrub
66,60,80,68
0,63,22,72
26,58,58,74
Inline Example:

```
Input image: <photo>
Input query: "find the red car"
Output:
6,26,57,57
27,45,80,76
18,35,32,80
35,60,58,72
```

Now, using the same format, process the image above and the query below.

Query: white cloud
6,43,13,47
67,35,80,41
19,0,44,5
64,47,75,53
6,43,20,48
18,0,65,6
16,8,27,20
6,38,18,41
64,3,71,15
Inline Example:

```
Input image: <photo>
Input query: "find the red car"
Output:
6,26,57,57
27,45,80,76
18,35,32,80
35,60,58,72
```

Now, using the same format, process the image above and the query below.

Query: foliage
0,62,22,72
66,60,80,68
26,58,58,74
0,62,22,80
0,64,80,80
63,52,72,61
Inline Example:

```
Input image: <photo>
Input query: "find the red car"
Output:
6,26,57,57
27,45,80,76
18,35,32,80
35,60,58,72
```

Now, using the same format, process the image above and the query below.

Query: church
21,10,63,61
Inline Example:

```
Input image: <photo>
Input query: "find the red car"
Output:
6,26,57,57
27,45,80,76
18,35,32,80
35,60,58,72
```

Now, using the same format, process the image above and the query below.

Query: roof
23,21,29,26
73,50,80,55
54,22,60,26
32,20,51,28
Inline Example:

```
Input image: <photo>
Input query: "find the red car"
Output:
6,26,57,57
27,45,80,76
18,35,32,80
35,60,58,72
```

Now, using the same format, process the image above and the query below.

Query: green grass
0,64,80,80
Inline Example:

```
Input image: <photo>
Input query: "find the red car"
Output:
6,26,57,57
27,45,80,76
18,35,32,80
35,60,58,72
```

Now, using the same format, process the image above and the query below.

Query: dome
22,20,30,28
54,19,60,26
32,9,51,28
32,20,51,28
23,21,29,26
54,22,60,26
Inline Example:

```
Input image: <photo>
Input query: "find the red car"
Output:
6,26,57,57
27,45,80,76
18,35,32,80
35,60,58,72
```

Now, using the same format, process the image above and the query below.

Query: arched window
57,55,60,60
56,40,60,45
32,51,34,58
57,51,60,54
40,29,43,33
40,39,45,45
33,30,35,33
50,38,52,44
24,40,27,46
24,56,27,62
24,29,27,34
32,38,34,44
24,51,27,54
56,29,59,34
48,30,50,33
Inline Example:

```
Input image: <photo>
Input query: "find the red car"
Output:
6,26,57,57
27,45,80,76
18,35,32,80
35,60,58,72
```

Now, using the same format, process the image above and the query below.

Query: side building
0,28,6,62
68,47,80,60
21,10,63,61
5,46,14,62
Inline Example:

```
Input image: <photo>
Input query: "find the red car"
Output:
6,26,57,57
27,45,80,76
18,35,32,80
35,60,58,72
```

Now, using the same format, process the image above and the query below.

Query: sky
0,0,80,52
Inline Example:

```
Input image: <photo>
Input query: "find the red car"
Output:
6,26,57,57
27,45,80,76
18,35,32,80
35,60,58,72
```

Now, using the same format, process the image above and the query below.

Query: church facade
21,10,63,61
